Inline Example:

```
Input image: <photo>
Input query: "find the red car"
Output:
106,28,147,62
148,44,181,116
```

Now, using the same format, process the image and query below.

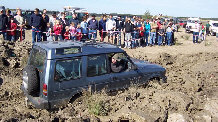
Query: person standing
106,14,116,44
150,19,157,46
206,21,211,36
80,16,88,41
49,12,59,28
69,13,79,28
30,8,43,43
123,17,133,48
157,24,165,46
192,21,200,43
14,9,25,41
53,20,63,41
60,12,69,39
115,16,124,46
144,19,151,46
166,25,173,46
99,15,107,42
41,9,49,41
0,6,8,40
88,14,98,40
7,17,17,42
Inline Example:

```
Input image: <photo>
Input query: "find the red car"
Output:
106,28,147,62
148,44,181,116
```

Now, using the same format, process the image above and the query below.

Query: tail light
43,83,47,96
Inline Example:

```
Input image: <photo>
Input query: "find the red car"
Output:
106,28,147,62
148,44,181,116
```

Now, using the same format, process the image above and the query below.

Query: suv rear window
87,55,108,77
29,48,46,72
55,58,82,81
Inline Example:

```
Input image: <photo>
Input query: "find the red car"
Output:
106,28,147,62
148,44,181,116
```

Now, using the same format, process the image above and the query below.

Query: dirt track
0,29,218,121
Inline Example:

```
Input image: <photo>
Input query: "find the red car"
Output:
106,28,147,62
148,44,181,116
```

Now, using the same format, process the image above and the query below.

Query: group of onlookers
1,6,212,48
0,6,25,42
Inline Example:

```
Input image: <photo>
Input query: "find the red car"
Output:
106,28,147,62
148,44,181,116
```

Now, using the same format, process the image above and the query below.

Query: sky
1,0,218,18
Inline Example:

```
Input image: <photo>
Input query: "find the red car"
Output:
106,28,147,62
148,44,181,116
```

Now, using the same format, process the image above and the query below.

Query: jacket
0,14,8,30
8,22,17,36
53,24,63,35
30,14,43,29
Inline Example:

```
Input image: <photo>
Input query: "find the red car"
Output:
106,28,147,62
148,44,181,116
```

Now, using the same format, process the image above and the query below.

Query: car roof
34,41,125,59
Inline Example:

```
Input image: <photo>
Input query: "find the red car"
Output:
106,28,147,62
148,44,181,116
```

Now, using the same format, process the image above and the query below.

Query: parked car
186,17,200,33
209,20,218,36
179,20,187,28
21,41,167,109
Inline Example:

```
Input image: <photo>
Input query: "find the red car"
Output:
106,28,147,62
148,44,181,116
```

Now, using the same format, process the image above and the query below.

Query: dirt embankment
0,30,218,121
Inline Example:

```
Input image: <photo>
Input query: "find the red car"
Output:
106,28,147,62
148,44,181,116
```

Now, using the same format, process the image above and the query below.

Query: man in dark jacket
68,13,79,27
0,6,8,40
41,9,49,41
99,15,107,41
88,14,98,40
30,8,43,43
115,16,124,46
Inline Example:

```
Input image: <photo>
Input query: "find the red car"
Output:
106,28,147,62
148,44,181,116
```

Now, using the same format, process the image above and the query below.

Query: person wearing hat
110,54,125,73
30,8,43,43
0,6,8,40
88,14,98,40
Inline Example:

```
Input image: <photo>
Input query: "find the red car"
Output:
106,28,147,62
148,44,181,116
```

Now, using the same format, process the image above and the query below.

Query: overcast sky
1,0,217,18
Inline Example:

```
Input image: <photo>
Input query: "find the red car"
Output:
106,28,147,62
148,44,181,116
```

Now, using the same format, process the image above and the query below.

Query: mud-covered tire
23,65,39,96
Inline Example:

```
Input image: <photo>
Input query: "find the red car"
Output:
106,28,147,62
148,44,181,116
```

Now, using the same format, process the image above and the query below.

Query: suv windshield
29,48,46,72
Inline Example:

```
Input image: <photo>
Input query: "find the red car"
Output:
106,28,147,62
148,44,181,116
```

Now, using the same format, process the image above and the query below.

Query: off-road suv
21,41,166,109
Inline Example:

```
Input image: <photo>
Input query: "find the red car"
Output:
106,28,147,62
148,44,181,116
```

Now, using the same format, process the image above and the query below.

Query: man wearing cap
30,8,43,43
111,55,125,73
88,14,98,40
0,6,8,40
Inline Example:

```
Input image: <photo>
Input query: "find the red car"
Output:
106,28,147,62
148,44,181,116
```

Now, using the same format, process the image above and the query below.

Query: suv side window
29,48,46,72
87,55,108,77
55,58,82,82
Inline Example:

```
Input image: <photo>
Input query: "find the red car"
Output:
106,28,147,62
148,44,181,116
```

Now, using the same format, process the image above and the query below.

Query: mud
0,29,218,121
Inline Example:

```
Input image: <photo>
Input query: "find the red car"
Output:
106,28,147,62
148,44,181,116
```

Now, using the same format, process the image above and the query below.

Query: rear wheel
23,65,39,96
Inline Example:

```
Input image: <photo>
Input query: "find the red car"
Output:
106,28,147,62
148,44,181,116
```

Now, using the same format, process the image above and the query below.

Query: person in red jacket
53,20,63,41
64,26,70,40
7,17,17,42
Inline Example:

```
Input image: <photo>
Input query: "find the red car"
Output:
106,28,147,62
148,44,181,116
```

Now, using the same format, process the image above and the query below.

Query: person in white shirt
106,15,116,44
192,21,200,43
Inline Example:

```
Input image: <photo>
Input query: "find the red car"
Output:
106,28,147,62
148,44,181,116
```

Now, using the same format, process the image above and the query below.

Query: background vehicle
209,20,218,36
186,17,200,33
21,41,166,109
179,20,187,28
63,6,88,22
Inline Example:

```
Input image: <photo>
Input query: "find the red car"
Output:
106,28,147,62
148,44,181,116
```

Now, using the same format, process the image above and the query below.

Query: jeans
193,32,199,43
116,32,121,46
144,31,149,46
166,32,172,45
8,35,15,41
88,30,97,40
32,28,42,43
150,32,156,45
158,35,163,46
0,31,7,40
55,35,63,41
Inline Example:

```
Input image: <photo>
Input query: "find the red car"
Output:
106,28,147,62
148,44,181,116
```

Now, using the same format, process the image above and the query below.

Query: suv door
86,54,111,92
53,57,85,90
108,53,140,90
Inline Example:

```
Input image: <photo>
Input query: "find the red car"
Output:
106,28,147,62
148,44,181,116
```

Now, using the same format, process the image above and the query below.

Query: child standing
46,23,53,41
7,17,17,42
76,24,82,41
64,26,70,40
53,20,63,41
69,22,76,41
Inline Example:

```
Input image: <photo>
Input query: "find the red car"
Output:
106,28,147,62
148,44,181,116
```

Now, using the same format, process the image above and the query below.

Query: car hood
131,58,164,70
211,26,218,30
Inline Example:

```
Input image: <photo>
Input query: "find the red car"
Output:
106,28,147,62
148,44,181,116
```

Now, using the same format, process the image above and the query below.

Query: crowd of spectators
0,7,209,48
